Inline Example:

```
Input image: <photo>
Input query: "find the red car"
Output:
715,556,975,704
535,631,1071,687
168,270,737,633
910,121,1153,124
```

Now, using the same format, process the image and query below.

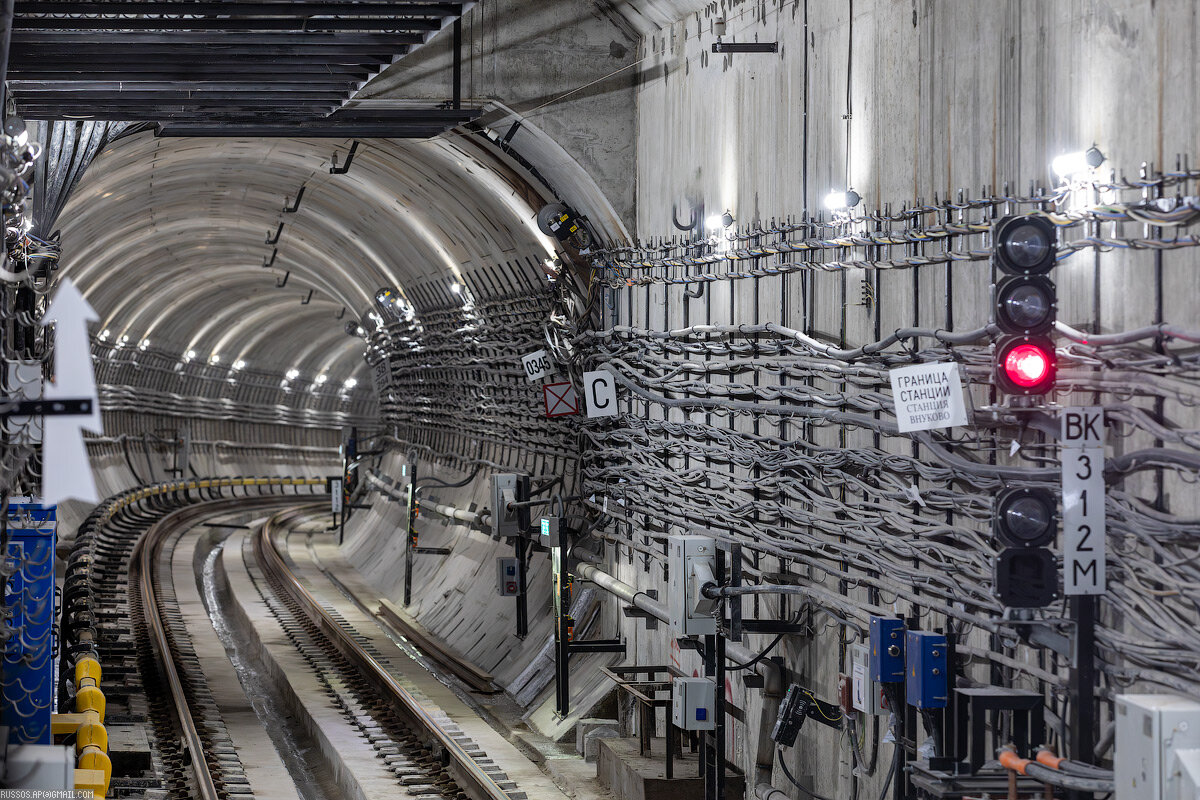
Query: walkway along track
61,479,534,800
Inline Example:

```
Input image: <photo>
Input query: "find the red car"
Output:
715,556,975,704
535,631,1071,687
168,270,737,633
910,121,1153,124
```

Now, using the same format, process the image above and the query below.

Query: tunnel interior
2,3,1200,800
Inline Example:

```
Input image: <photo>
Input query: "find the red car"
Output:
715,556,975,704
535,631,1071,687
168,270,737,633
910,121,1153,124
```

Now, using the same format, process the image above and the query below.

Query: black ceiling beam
14,17,442,31
15,1,461,15
13,82,356,93
9,67,373,80
16,105,345,119
156,122,470,138
11,31,422,45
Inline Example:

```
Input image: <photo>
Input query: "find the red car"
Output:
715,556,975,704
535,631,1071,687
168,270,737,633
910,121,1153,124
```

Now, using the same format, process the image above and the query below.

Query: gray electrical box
672,677,716,731
850,644,886,715
1115,694,1200,800
668,535,717,635
490,473,528,537
496,557,521,596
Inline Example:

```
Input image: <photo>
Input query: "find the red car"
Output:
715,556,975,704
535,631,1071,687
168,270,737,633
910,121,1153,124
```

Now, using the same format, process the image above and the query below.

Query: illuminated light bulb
285,368,300,381
209,353,220,364
314,373,328,385
1051,146,1105,180
138,338,150,351
450,283,462,294
824,189,861,211
183,349,196,362
343,377,358,389
1004,343,1050,387
233,359,246,370
98,329,110,341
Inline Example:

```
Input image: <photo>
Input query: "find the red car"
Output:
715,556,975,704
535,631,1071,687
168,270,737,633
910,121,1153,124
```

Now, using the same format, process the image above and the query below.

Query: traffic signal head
994,335,1055,396
993,488,1057,547
995,275,1056,335
994,549,1057,608
993,215,1057,275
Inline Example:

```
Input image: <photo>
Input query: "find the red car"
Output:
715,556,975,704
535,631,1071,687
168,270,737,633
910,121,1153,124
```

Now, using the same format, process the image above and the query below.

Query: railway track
64,479,533,800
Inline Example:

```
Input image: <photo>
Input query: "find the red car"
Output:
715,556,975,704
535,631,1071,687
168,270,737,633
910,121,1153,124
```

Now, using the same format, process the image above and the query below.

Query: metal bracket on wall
262,248,278,268
265,222,284,244
300,289,313,304
275,271,289,288
329,140,360,175
282,185,305,213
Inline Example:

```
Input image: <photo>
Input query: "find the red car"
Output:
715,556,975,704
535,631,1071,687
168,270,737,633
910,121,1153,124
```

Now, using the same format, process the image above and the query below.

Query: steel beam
15,16,443,31
16,1,460,15
10,31,423,45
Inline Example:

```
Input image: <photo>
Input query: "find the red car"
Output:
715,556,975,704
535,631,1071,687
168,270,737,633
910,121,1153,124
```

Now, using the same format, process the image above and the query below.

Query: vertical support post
403,457,417,606
452,17,462,110
553,525,571,717
515,535,528,639
1068,595,1097,800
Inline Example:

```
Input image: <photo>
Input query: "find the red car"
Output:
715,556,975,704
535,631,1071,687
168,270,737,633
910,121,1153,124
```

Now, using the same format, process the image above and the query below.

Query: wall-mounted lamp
346,321,367,338
285,368,300,381
824,188,862,211
1052,146,1105,180
138,338,150,351
232,359,246,371
706,210,735,230
450,282,463,294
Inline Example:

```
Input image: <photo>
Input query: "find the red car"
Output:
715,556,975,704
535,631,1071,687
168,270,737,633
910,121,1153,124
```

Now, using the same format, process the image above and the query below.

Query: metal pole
452,17,462,110
1067,595,1097,800
403,457,417,606
515,535,528,639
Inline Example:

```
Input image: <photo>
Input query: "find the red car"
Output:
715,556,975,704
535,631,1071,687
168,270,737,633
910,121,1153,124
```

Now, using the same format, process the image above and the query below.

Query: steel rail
255,506,516,800
132,494,309,800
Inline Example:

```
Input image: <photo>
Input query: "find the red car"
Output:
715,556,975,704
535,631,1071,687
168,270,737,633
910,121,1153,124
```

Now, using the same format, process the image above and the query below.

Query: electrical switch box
668,535,717,635
496,557,521,596
490,473,529,537
537,516,564,548
672,677,715,731
850,644,886,715
905,630,948,709
869,616,906,682
1114,694,1200,800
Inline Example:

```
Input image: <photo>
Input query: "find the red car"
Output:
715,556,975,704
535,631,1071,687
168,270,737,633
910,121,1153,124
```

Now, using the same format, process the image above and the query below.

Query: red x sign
543,381,578,417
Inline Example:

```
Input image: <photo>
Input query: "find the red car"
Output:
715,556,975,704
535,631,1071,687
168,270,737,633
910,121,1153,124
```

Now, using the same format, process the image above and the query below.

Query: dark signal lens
994,488,1057,547
994,215,1057,275
996,275,1056,334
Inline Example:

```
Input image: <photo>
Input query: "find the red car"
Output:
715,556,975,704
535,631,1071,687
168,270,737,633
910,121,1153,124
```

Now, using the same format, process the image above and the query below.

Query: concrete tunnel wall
47,2,1200,799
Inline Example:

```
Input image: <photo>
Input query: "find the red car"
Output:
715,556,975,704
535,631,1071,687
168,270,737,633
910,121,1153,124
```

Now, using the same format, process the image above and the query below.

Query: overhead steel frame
7,1,476,137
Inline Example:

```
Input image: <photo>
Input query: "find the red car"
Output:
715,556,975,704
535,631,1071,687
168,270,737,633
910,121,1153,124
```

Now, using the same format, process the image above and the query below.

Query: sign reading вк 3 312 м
889,363,968,433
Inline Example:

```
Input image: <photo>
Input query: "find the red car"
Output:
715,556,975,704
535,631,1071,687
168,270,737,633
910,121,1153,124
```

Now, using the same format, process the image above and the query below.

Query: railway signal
992,215,1059,399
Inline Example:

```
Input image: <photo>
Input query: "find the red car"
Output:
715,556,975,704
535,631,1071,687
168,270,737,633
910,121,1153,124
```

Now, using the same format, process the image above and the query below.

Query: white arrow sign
39,278,101,505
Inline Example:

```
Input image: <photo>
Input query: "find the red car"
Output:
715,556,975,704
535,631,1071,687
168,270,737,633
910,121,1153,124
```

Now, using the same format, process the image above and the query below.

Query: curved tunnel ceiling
58,131,563,382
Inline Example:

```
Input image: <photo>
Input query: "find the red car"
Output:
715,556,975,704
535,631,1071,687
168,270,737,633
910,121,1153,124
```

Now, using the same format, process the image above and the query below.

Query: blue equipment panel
3,502,56,744
869,616,906,682
905,630,948,709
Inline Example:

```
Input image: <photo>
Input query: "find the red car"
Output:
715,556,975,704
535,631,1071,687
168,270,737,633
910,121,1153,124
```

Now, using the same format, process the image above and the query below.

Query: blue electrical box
3,502,56,744
869,616,906,682
905,630,948,709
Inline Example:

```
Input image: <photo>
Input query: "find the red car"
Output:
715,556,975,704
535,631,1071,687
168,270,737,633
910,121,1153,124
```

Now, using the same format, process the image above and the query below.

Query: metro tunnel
1,2,1199,800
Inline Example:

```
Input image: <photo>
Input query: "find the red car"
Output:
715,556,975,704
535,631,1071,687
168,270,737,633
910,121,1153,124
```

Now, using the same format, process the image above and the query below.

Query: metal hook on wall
330,141,360,175
265,222,284,244
300,289,314,305
336,307,347,320
672,201,703,231
275,271,290,288
282,185,306,213
262,248,278,268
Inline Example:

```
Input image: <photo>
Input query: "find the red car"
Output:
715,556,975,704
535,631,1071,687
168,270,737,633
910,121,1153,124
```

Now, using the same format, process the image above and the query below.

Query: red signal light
1004,344,1051,387
995,336,1056,396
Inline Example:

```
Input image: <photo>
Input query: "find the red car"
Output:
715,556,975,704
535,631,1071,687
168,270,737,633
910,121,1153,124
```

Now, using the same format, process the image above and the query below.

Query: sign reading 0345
522,349,554,382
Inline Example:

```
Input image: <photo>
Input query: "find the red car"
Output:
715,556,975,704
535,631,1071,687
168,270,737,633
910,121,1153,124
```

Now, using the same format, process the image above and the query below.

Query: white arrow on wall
39,278,101,505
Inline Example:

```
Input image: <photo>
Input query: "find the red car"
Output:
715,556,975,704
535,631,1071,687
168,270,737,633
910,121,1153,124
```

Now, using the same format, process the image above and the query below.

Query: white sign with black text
522,349,554,382
1061,407,1106,595
583,370,619,418
888,362,968,433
